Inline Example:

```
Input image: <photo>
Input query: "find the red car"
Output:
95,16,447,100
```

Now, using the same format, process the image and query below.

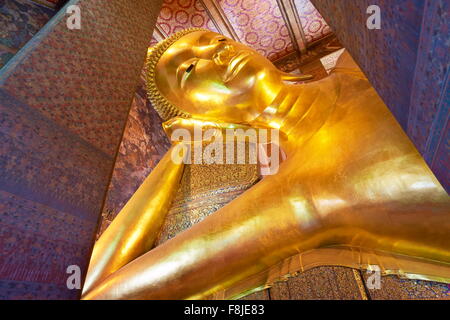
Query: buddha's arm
81,169,327,300
82,157,450,300
82,145,185,296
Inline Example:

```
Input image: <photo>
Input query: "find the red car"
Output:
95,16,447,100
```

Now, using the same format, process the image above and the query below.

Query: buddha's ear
279,71,314,82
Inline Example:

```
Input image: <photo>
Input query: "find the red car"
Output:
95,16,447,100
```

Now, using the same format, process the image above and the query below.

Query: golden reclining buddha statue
82,29,450,300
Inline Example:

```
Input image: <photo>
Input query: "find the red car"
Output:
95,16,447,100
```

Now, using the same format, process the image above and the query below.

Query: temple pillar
0,0,162,299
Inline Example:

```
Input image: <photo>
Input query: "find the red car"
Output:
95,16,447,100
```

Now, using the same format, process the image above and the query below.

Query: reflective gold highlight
82,146,185,295
83,30,450,300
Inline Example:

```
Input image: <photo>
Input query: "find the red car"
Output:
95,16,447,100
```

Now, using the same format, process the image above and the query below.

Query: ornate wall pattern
407,0,449,192
0,90,109,299
0,0,163,299
156,0,218,36
154,156,260,246
294,0,331,43
311,0,449,191
363,275,450,300
0,0,56,69
97,84,171,238
268,267,367,300
2,1,162,157
242,267,450,300
217,0,294,60
241,267,366,300
150,0,332,63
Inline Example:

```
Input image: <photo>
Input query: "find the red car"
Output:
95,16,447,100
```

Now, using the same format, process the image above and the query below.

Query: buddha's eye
218,38,226,42
179,62,196,89
186,64,194,73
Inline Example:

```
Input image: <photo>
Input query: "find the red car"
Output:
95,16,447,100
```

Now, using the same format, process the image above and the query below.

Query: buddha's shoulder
331,50,367,80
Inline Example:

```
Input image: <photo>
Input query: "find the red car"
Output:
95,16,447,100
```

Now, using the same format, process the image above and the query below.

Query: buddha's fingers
82,173,320,300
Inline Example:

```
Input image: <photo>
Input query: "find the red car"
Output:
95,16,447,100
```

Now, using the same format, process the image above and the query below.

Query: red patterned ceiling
294,0,331,43
217,0,294,60
157,0,218,35
150,0,332,63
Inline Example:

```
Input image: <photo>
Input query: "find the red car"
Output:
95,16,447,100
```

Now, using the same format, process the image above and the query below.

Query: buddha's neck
253,77,340,152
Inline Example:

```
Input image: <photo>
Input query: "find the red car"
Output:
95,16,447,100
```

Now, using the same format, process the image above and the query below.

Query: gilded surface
83,30,450,300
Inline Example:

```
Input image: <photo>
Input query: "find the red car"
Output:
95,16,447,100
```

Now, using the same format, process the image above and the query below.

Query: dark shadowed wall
311,0,449,191
96,81,171,237
0,0,56,69
0,0,162,299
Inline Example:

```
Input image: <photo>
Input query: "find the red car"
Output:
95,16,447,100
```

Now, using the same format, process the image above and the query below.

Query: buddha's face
155,31,285,123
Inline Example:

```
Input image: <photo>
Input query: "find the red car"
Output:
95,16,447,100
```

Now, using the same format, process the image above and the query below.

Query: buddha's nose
213,44,236,66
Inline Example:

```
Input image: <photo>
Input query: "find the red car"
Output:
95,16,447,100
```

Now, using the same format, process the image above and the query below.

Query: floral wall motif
157,0,218,35
148,0,333,65
294,0,331,43
217,0,295,60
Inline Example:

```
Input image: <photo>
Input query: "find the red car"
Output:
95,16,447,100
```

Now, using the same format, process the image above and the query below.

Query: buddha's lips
224,51,253,82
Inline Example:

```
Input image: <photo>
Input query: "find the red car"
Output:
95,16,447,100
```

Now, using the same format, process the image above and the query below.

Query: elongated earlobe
280,72,314,82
